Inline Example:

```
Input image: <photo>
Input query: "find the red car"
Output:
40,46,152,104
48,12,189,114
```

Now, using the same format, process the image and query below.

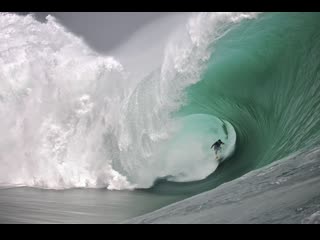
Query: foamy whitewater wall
0,13,258,190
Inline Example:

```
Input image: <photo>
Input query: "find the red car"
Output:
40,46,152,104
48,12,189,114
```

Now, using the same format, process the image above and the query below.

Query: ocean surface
1,12,320,223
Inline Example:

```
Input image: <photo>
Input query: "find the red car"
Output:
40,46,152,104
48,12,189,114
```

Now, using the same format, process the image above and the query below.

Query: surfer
211,139,224,155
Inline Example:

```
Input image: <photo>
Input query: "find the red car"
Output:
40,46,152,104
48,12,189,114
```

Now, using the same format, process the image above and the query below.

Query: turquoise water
150,12,320,195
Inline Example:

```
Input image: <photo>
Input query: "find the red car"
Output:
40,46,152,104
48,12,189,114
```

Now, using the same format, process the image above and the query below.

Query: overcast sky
18,12,171,53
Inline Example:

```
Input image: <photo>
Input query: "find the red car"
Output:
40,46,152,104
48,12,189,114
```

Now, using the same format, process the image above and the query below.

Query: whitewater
0,12,258,190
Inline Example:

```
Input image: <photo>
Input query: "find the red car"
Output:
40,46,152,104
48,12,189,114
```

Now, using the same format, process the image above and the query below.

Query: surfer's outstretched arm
210,143,214,149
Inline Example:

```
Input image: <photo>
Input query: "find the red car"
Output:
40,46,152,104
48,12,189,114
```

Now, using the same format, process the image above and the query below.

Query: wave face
1,12,320,193
168,12,320,195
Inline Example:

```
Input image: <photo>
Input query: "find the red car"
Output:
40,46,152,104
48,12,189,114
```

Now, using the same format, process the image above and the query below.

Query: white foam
0,12,258,189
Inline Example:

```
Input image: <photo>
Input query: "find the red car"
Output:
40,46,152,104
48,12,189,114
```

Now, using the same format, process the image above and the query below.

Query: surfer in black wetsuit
211,139,224,155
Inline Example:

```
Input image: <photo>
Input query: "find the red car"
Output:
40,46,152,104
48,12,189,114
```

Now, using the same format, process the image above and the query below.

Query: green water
150,12,320,195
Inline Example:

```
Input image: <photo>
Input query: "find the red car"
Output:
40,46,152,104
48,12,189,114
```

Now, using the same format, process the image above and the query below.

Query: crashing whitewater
0,13,259,190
